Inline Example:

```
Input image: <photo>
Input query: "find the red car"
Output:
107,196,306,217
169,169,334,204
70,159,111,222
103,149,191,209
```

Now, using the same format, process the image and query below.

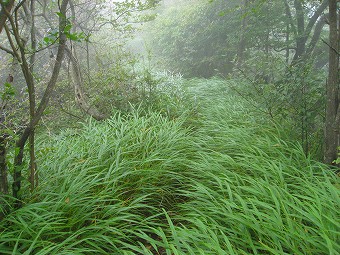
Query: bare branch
305,0,328,40
0,43,14,55
0,0,15,34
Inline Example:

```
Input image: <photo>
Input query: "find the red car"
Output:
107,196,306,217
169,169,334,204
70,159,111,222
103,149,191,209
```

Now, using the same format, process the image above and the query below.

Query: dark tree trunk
237,18,246,67
293,0,306,62
0,135,8,194
324,0,340,164
236,0,250,68
29,0,37,191
12,142,25,207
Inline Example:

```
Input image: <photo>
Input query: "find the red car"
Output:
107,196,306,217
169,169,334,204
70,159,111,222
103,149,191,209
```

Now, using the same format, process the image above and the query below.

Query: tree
147,0,328,77
0,0,160,207
324,0,339,164
0,0,69,205
283,0,328,64
236,0,255,68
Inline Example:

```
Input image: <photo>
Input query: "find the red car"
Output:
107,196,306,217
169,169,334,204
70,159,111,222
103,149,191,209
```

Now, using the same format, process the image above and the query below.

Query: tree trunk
236,0,249,68
65,47,107,121
0,135,8,194
324,0,340,164
29,0,37,191
285,23,290,64
12,141,25,206
292,0,305,62
0,135,10,219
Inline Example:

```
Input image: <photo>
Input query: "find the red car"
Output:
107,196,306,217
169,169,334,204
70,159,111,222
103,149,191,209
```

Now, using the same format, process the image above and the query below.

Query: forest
0,0,339,254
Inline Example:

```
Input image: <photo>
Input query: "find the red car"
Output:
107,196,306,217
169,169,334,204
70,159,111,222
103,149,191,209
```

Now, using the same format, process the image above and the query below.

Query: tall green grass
0,78,339,254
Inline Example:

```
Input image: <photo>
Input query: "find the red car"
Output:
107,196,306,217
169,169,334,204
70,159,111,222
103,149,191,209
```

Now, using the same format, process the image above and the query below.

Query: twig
322,38,340,55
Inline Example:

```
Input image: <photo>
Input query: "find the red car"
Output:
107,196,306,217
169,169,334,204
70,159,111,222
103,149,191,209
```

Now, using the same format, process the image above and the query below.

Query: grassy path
0,79,339,254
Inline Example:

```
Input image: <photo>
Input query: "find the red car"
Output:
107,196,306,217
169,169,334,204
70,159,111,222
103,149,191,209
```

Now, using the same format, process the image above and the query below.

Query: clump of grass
0,78,339,254
178,79,339,254
177,114,340,254
0,110,197,254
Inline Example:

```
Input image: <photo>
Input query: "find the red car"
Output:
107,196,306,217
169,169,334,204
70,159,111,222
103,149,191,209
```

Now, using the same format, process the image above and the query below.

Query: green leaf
56,12,66,18
66,32,79,41
14,147,20,157
43,37,51,44
64,24,72,33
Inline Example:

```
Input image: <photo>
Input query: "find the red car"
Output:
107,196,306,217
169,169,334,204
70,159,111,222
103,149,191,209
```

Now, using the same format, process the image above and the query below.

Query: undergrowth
0,78,339,254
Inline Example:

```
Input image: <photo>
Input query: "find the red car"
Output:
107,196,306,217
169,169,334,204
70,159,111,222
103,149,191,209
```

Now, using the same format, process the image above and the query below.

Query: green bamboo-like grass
0,78,339,254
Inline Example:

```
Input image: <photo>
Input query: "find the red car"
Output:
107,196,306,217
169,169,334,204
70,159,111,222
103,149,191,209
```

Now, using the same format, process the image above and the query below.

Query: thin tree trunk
86,40,91,84
65,47,107,121
306,14,327,56
0,135,10,220
0,135,8,194
236,0,248,68
29,133,36,191
29,0,37,191
324,0,340,164
292,0,305,62
286,23,290,64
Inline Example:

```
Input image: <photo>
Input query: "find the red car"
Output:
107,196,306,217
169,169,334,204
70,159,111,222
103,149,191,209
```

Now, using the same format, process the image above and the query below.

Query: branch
64,46,107,121
2,1,25,51
305,0,328,39
306,14,327,55
322,39,340,56
273,46,296,53
284,0,297,37
0,0,15,34
294,0,305,36
4,23,21,61
0,43,14,55
30,0,69,127
58,100,83,120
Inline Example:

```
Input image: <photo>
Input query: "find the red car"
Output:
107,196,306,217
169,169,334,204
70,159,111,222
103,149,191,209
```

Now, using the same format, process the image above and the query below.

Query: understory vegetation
1,79,339,254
